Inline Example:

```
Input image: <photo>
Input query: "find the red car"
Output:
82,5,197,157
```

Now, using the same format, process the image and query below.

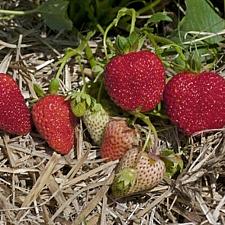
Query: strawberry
0,73,31,135
104,50,165,112
32,95,76,154
83,105,110,145
111,148,165,197
163,71,225,135
100,118,139,161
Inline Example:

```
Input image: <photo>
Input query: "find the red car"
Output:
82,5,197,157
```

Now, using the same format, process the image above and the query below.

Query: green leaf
178,0,225,44
128,32,144,51
86,95,92,107
187,49,202,72
115,35,130,54
160,149,183,178
38,0,73,31
92,65,104,74
33,83,45,98
146,12,172,25
92,103,102,112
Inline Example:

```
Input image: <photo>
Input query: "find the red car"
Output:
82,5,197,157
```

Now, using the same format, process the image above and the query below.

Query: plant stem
129,9,136,34
96,24,105,35
103,22,114,62
0,8,38,16
97,80,103,102
55,50,77,80
55,32,95,80
136,0,161,16
131,111,158,152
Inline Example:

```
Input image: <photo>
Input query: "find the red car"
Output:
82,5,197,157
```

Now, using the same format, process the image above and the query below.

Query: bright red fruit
100,118,139,161
0,73,31,135
163,72,225,135
32,95,76,154
104,51,165,112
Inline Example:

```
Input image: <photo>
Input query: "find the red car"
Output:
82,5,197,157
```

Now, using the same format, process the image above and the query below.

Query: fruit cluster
1,44,225,198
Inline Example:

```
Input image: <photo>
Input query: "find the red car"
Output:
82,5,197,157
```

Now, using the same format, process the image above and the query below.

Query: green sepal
92,102,103,112
187,49,202,73
115,35,130,54
115,32,145,55
111,168,136,197
71,100,86,117
127,32,144,52
49,78,60,94
70,92,103,117
33,83,45,98
160,149,183,178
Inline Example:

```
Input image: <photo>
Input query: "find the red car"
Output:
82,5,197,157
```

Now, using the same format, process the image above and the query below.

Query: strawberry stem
0,8,38,16
97,80,103,103
55,31,95,80
131,112,158,152
103,8,137,61
55,49,77,80
129,9,136,35
136,0,161,16
142,130,151,152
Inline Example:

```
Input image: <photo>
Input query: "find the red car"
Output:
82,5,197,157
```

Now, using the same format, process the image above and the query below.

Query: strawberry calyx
33,78,60,99
70,92,91,117
33,83,45,98
115,32,145,55
49,78,60,94
130,111,158,154
160,149,183,178
70,92,105,118
111,167,137,197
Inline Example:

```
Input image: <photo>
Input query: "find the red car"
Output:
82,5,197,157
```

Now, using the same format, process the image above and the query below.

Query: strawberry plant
1,0,225,224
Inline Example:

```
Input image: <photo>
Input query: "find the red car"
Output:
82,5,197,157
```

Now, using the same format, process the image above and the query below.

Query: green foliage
68,0,142,29
115,32,144,54
145,11,172,26
38,0,73,31
177,0,225,44
33,83,45,98
160,149,183,178
111,168,137,197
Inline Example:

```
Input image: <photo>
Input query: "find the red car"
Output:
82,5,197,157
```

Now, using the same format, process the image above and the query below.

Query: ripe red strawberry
111,148,165,197
100,118,139,161
0,73,31,135
104,51,165,112
163,71,225,135
32,95,76,154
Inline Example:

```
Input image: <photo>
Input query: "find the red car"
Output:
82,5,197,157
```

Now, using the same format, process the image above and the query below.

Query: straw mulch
1,2,225,225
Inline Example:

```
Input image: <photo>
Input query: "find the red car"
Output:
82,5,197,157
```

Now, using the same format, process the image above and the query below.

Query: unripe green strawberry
83,105,110,145
100,118,139,161
111,148,165,197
